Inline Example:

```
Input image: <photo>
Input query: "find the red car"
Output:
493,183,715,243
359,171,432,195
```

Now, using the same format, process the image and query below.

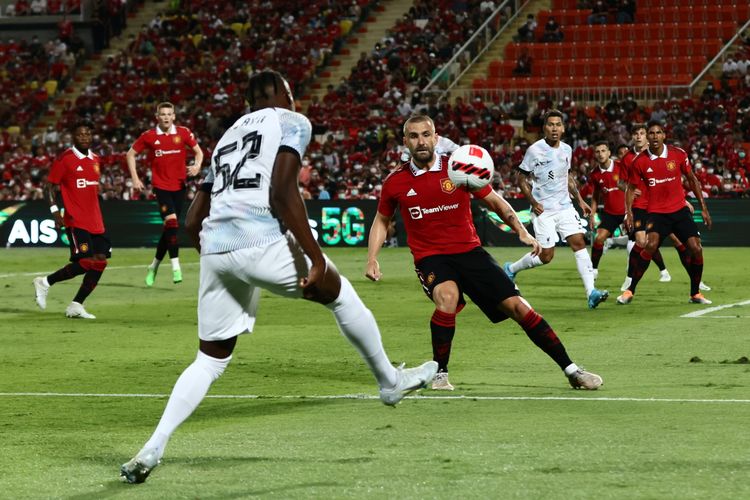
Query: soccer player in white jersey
120,70,437,484
503,110,609,309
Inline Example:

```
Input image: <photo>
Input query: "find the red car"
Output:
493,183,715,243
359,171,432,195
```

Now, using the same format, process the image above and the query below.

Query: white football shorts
531,206,585,249
198,232,315,341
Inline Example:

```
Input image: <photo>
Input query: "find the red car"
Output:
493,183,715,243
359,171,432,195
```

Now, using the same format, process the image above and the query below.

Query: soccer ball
447,144,494,190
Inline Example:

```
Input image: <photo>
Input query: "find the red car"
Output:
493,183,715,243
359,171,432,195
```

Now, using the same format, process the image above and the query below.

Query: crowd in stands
2,0,750,202
2,0,81,16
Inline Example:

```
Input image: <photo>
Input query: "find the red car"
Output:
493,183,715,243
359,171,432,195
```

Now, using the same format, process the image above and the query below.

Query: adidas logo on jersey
647,167,653,172
76,166,83,171
155,139,161,145
407,188,417,197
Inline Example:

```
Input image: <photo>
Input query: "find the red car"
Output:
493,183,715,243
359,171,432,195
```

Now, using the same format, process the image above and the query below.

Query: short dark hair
542,109,564,126
246,70,287,108
593,140,609,149
72,120,94,132
616,143,629,151
646,119,664,132
630,123,647,134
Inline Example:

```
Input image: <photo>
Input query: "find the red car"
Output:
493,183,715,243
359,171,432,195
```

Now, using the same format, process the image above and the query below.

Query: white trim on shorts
531,206,585,249
198,232,314,341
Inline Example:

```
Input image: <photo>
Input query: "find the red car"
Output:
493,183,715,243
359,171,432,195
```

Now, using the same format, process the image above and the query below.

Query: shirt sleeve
47,156,64,184
278,110,312,160
376,177,397,217
436,136,459,155
131,132,148,153
183,127,198,148
517,147,534,174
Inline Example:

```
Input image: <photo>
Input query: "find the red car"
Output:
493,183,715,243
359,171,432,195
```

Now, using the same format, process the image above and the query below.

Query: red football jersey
48,147,105,233
622,149,649,210
631,145,692,214
131,125,198,190
589,159,626,215
378,155,493,263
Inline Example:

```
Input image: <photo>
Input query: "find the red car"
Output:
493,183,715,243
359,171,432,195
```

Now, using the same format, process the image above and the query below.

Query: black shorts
66,227,112,261
628,207,649,240
646,207,700,243
154,187,186,219
597,212,624,235
414,247,520,323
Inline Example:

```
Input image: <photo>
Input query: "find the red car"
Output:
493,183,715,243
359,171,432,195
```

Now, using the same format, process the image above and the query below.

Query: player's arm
624,182,637,231
43,179,64,229
480,190,541,255
684,166,711,229
270,148,327,292
125,147,144,191
589,182,600,229
517,170,543,215
188,143,203,177
185,187,211,252
568,172,591,217
365,211,392,281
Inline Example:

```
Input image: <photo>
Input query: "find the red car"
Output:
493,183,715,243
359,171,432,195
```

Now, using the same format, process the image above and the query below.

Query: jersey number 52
212,131,263,194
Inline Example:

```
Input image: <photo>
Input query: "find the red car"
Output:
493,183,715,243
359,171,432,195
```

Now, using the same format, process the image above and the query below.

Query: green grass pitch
1,246,748,499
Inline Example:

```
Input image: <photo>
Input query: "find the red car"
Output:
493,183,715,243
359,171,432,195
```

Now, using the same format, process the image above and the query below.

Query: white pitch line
680,299,750,318
0,392,749,404
0,262,199,280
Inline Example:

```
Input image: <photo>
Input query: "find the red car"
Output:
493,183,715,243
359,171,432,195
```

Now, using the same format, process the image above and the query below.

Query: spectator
515,14,537,43
588,0,608,24
541,16,563,42
616,0,636,23
512,49,532,76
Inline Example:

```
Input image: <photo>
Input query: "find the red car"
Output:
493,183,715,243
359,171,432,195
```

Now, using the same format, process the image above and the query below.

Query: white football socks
143,350,231,459
149,258,161,271
170,257,181,271
574,248,596,297
326,276,398,389
509,252,544,274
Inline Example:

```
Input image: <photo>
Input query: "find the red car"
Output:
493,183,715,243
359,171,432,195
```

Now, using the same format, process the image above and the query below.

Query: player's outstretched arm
270,150,328,295
365,212,391,281
481,190,541,256
185,189,211,252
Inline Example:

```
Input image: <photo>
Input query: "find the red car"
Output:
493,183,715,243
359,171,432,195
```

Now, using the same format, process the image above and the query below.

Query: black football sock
591,242,604,269
47,261,86,286
675,243,691,274
520,310,572,370
155,232,168,261
165,218,179,259
628,247,652,294
431,309,456,373
652,248,666,271
689,254,704,296
73,270,104,304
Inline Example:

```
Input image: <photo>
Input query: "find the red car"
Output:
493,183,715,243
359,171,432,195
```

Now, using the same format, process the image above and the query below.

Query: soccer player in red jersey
618,121,712,305
588,141,626,278
33,121,110,319
618,124,673,289
366,114,603,391
126,102,203,286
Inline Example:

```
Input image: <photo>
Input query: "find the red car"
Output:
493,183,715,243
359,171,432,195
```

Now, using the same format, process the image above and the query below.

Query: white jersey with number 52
200,107,312,254
518,138,573,212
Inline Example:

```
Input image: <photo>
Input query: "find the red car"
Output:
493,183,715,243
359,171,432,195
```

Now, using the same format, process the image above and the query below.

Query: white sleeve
518,147,535,174
278,110,312,159
436,136,459,155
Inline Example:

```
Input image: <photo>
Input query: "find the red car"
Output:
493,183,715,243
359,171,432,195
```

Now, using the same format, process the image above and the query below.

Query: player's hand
633,188,642,198
531,201,544,215
300,260,326,299
589,214,596,230
519,231,541,256
624,212,633,232
365,260,382,281
685,200,695,214
702,208,712,230
187,164,201,177
53,212,64,230
579,199,592,217
132,177,144,191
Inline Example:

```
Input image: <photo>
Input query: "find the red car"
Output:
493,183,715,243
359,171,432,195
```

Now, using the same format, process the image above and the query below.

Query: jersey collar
409,154,441,176
598,159,614,172
71,146,94,160
156,125,177,135
646,146,668,160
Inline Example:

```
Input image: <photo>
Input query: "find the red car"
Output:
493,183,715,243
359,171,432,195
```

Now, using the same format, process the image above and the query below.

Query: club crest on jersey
440,177,456,194
173,136,182,144
666,161,676,171
93,163,100,175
